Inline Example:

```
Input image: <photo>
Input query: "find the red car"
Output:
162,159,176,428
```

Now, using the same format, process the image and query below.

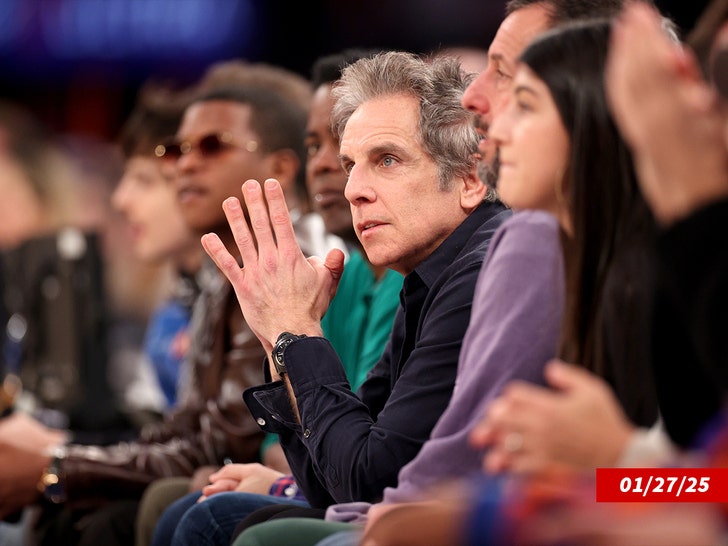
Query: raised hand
201,178,345,354
470,360,635,475
605,3,728,225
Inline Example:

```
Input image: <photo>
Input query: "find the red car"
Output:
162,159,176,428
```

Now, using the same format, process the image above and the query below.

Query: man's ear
267,149,301,200
459,164,488,211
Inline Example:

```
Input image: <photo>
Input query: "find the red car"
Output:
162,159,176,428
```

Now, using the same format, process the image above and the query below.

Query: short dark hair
195,60,312,112
191,63,311,203
118,83,183,159
505,0,651,25
192,86,306,157
191,86,308,200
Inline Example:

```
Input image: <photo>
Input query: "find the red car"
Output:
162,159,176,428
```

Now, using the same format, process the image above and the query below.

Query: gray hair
331,51,479,191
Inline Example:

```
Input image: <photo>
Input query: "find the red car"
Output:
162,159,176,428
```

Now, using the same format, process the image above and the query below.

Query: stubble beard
477,148,500,190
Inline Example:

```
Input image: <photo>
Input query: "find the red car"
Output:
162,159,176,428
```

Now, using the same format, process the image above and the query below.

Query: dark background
0,0,710,142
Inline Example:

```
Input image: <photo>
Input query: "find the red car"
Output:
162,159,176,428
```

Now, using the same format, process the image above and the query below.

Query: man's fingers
469,419,496,449
201,478,238,498
210,463,259,483
201,232,244,286
235,180,279,267
263,179,302,260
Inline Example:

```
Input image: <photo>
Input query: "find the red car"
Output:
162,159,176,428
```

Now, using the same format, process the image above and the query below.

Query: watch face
273,333,307,375
273,334,294,373
274,345,285,365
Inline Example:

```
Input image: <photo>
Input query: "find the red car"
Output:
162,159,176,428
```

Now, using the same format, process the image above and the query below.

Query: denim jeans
151,491,308,546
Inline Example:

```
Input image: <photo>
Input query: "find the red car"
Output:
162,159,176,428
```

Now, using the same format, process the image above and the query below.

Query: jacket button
303,428,311,438
257,417,266,426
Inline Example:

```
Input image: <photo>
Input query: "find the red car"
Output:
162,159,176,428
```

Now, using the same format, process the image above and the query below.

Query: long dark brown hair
520,20,659,426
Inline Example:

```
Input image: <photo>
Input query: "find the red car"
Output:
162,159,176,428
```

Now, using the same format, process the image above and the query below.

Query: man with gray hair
236,49,505,505
226,1,662,545
167,50,509,546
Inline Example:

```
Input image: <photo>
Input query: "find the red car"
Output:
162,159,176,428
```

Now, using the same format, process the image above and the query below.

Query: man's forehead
340,95,419,151
179,100,252,135
489,4,552,68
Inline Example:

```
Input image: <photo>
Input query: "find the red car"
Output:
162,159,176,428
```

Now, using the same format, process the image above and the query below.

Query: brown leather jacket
62,259,265,506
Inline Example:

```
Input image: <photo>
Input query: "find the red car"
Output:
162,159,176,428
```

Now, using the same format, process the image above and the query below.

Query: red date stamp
596,468,728,502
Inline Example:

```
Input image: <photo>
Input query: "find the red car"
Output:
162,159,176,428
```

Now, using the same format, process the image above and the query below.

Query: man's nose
461,71,491,115
176,148,202,172
344,166,374,205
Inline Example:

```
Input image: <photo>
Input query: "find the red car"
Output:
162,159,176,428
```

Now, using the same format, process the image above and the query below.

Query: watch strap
38,447,67,503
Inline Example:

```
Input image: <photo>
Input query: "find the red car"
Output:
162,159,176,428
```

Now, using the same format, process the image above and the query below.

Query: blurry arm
606,3,728,225
471,360,636,475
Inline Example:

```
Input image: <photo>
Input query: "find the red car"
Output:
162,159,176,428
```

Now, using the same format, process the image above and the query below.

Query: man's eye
496,69,510,80
306,143,321,157
381,157,395,167
342,162,354,175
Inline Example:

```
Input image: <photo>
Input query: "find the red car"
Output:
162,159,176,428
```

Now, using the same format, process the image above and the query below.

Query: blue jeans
152,491,308,546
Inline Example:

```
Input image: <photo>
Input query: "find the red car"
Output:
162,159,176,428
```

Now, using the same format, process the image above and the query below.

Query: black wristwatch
271,332,306,376
38,447,67,504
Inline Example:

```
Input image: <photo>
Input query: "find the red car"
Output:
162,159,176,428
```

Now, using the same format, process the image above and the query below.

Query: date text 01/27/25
595,468,728,502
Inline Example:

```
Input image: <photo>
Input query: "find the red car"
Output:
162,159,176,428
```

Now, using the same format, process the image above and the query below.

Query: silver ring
503,432,524,453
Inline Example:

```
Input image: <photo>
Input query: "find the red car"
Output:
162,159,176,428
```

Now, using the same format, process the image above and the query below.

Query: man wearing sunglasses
0,67,347,544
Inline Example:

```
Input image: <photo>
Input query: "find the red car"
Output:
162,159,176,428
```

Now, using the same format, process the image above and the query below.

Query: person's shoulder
491,210,561,252
475,201,512,229
476,210,562,271
500,210,560,233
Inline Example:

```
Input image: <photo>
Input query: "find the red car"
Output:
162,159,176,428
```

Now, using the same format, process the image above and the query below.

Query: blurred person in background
62,133,174,436
0,99,165,546
112,82,203,413
0,100,147,441
0,60,331,546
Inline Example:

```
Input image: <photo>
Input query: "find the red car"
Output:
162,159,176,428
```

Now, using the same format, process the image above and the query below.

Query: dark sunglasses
154,132,258,161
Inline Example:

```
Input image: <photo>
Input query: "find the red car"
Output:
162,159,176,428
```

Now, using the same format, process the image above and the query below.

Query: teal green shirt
260,249,402,457
321,249,403,391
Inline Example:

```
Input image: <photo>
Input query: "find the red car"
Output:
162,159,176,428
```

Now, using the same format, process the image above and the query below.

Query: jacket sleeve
62,293,266,506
